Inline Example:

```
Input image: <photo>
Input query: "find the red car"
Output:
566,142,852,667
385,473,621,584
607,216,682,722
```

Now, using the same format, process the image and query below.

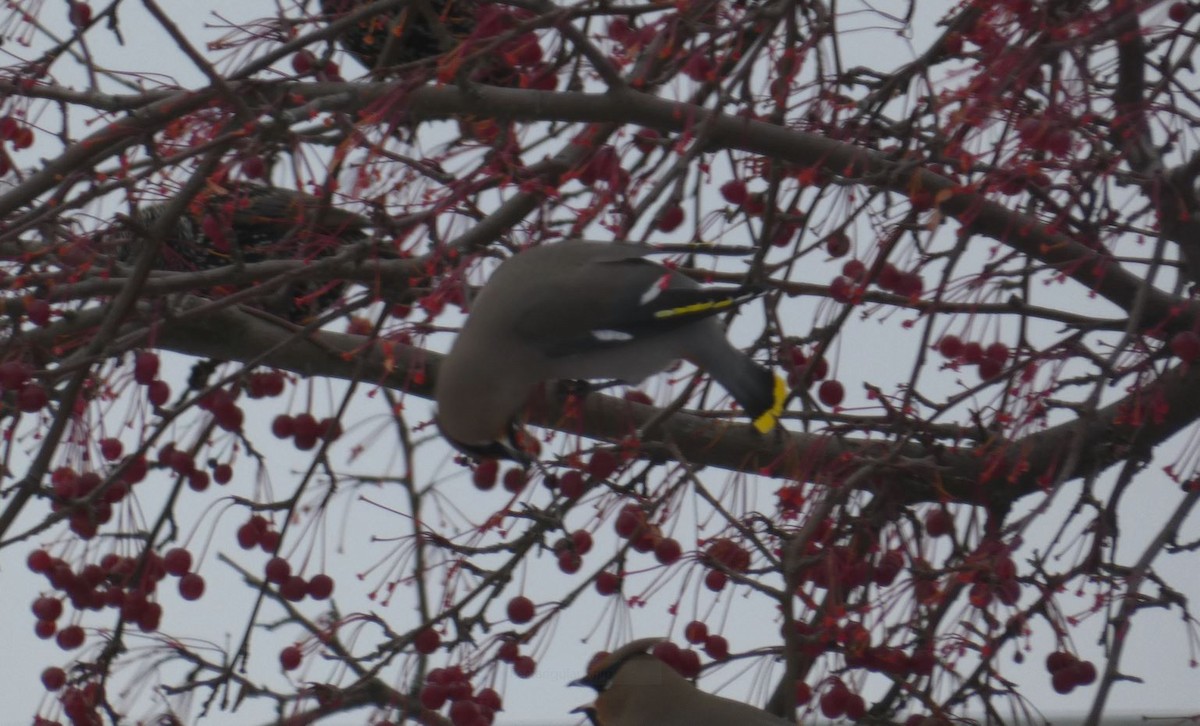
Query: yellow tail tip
751,374,788,433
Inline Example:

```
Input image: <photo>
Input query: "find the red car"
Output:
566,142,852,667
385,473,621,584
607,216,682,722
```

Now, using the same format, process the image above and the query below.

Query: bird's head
569,637,666,692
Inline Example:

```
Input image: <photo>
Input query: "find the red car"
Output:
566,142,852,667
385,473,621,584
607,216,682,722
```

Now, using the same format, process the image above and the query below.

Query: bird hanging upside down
434,241,787,464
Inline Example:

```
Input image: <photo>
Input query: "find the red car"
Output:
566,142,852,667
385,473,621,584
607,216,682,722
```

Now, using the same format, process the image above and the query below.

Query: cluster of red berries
797,545,907,592
271,412,343,450
49,466,137,540
1046,650,1097,694
27,547,171,643
700,537,751,592
162,547,206,600
0,358,49,413
265,556,335,601
551,529,594,574
419,665,504,726
818,677,866,720
494,636,537,678
830,258,924,305
132,351,171,407
936,335,1009,380
681,620,731,662
961,540,1022,610
156,443,232,493
36,678,104,726
0,115,35,167
195,387,244,432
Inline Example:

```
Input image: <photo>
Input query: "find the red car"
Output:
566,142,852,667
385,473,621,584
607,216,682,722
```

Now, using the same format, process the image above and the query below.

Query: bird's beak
568,676,592,688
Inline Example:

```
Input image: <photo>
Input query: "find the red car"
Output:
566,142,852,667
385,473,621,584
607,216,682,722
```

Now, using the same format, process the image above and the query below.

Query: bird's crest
583,638,667,681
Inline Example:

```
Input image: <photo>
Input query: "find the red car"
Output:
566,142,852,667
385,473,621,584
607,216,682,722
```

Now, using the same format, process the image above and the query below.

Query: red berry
654,204,684,232
556,548,582,573
571,530,594,554
1169,2,1193,22
271,414,294,439
291,50,315,75
844,693,866,719
280,645,302,671
895,271,923,298
985,341,1010,363
704,633,729,660
825,231,850,258
56,624,84,650
632,128,660,153
98,438,122,461
163,548,192,576
1051,667,1076,694
420,683,448,710
413,627,440,654
720,180,748,205
11,126,33,149
830,276,856,303
35,619,56,639
938,335,964,358
307,574,334,600
1071,660,1097,686
683,620,708,644
32,597,63,621
559,470,587,498
133,352,159,385
654,537,683,565
704,569,727,592
178,573,205,600
187,470,209,492
513,655,536,678
236,522,260,550
1170,331,1200,362
28,549,53,573
147,379,170,406
506,595,535,624
924,508,953,537
265,557,291,584
1045,650,1076,673
817,379,844,407
68,2,91,26
595,571,621,596
502,467,527,494
614,504,647,539
497,640,519,662
842,259,867,281
41,666,67,691
705,538,750,572
280,576,307,602
588,450,619,479
17,382,48,412
213,463,233,484
475,687,502,712
137,600,162,628
978,357,1003,380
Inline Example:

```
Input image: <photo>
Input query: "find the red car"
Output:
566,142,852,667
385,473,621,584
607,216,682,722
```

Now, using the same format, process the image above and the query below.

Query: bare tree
3,1,1199,724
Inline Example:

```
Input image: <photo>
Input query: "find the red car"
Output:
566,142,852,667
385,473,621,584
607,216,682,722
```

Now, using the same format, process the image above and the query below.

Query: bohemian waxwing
569,638,794,726
434,241,787,462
